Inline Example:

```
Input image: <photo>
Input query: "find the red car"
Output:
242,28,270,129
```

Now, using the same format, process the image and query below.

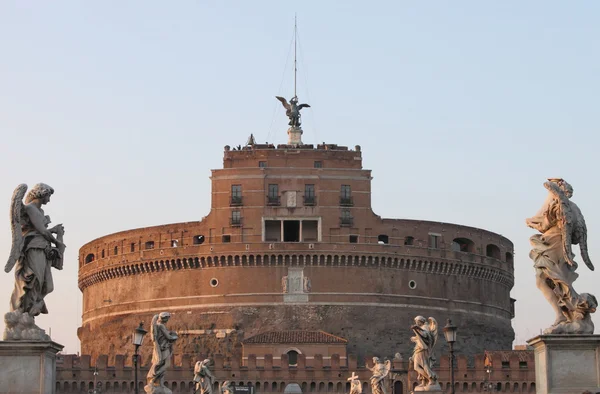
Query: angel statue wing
275,96,291,110
383,359,391,378
5,184,28,273
428,317,438,352
544,180,594,271
298,103,311,110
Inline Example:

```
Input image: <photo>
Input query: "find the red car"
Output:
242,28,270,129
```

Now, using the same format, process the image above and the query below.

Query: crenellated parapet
55,351,535,394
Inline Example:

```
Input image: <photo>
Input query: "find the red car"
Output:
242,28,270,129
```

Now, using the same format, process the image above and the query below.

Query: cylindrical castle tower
77,142,515,364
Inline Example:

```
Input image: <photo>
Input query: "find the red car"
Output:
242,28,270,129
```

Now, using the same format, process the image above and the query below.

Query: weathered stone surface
527,334,600,394
0,340,63,394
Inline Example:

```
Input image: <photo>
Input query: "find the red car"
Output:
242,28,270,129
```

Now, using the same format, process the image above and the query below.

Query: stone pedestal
287,126,303,145
527,335,600,394
0,340,63,394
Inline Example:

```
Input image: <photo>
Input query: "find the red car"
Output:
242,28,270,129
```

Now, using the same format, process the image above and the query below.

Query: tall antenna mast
294,13,297,98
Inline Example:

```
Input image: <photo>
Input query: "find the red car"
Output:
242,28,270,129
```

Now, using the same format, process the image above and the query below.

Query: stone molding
78,252,513,291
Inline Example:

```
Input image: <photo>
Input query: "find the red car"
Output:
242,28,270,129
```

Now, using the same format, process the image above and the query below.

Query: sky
0,1,599,355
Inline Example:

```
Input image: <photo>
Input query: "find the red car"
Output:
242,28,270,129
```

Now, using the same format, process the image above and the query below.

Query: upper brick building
77,139,515,369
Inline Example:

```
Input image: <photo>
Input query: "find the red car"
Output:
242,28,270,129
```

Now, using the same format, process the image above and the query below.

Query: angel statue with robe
193,358,216,394
368,357,391,394
4,183,65,341
275,96,310,128
526,178,597,334
145,312,179,394
410,316,441,391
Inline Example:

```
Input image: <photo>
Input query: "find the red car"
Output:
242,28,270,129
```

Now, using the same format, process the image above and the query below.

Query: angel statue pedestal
287,126,303,145
527,335,600,394
0,340,64,394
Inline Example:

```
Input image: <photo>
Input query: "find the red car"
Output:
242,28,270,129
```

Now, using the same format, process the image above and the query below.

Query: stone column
0,340,64,394
527,334,600,394
287,126,303,145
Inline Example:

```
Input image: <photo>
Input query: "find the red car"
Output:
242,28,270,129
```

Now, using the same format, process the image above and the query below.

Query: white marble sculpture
193,358,216,394
526,178,597,334
347,372,362,394
220,381,234,394
145,312,179,394
4,183,65,341
368,357,391,394
410,316,441,391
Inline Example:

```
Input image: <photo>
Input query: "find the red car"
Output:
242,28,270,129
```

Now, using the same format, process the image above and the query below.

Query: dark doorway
284,220,300,242
393,381,403,394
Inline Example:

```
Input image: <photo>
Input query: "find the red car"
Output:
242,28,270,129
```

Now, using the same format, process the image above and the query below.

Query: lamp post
443,319,457,394
133,322,148,394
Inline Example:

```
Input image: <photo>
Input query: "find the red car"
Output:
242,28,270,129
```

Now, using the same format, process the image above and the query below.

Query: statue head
548,178,574,198
158,311,171,323
25,183,54,204
372,356,380,364
414,316,426,326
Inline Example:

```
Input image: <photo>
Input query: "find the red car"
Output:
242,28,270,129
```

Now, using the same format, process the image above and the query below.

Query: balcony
266,195,281,206
340,217,354,227
230,196,243,206
303,196,316,206
230,217,242,227
340,196,354,206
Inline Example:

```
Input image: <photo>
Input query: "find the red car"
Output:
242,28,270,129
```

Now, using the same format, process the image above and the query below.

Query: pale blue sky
1,1,599,354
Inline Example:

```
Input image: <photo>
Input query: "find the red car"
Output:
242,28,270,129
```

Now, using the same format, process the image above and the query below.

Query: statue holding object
368,357,391,394
275,96,310,129
4,183,65,341
526,178,596,334
193,358,216,394
145,312,179,394
410,316,441,391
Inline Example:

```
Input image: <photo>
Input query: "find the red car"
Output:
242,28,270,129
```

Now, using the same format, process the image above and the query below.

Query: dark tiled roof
484,350,532,362
243,331,348,344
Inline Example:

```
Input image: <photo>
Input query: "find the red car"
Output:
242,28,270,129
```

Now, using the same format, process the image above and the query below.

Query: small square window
314,161,322,168
259,161,267,168
222,235,231,243
349,235,358,243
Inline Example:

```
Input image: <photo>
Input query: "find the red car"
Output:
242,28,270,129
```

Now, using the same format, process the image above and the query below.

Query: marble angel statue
4,183,65,340
368,357,391,394
193,358,216,394
347,372,362,394
410,316,441,391
145,312,179,393
526,178,597,334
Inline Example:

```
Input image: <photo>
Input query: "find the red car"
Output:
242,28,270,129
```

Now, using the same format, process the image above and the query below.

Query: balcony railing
266,195,281,206
230,196,243,206
340,217,354,227
303,196,316,206
340,196,354,206
230,217,242,227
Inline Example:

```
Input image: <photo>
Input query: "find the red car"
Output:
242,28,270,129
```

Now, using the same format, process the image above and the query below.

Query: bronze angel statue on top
526,178,597,334
410,316,441,391
275,96,310,128
4,183,65,341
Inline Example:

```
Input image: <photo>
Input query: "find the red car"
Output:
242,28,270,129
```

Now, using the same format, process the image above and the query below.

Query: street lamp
133,322,148,394
443,319,457,394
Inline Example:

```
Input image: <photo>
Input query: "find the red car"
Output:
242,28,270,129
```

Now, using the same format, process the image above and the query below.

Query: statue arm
526,200,557,233
24,204,64,247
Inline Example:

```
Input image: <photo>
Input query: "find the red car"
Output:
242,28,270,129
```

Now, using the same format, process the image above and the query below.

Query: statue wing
298,103,311,109
383,359,391,378
428,317,438,350
275,96,291,110
544,181,579,268
5,184,27,273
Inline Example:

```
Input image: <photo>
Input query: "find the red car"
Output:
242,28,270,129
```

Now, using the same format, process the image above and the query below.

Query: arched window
287,350,298,366
486,244,501,259
114,246,118,255
101,249,105,258
404,236,414,246
451,238,475,253
85,254,95,264
310,382,316,392
378,234,389,244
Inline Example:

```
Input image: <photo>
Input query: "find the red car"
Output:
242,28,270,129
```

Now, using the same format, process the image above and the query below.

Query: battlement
55,351,536,394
